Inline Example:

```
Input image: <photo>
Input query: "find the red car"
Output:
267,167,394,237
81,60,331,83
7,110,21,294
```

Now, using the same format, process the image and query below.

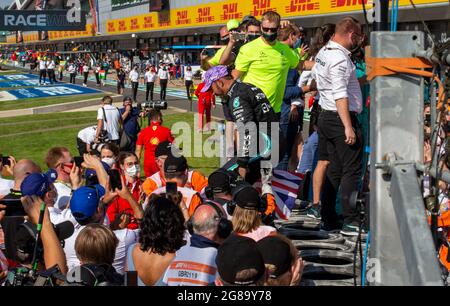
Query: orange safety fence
365,46,446,110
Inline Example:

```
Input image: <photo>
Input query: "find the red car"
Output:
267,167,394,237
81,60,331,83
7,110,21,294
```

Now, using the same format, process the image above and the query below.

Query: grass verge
0,93,104,112
0,110,220,177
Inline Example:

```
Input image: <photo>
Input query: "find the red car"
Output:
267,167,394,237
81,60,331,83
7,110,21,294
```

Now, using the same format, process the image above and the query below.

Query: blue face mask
293,37,302,50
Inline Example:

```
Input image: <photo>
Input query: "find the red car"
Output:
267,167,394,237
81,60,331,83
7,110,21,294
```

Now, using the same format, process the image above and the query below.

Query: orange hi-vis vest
142,170,208,196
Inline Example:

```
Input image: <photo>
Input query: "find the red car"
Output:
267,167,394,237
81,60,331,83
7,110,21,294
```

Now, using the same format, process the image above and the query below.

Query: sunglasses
262,27,279,33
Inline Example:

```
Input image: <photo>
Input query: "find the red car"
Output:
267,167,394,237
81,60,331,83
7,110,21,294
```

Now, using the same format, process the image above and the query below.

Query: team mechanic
201,65,281,219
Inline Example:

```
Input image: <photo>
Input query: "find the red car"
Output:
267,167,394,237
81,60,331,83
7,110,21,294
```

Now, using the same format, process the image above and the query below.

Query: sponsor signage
0,80,40,88
2,84,100,100
0,74,38,81
106,0,448,35
0,10,86,31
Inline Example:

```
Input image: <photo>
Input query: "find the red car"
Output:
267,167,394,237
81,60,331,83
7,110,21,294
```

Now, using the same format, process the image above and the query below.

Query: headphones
187,201,232,240
226,182,267,216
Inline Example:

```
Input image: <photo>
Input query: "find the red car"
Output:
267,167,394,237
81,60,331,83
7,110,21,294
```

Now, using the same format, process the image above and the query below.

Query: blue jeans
297,131,319,174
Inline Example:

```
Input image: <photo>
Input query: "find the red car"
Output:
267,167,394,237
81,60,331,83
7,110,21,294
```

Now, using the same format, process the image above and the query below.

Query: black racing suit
222,80,279,176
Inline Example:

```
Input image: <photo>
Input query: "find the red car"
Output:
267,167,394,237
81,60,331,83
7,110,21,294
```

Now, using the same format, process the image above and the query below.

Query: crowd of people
0,11,378,286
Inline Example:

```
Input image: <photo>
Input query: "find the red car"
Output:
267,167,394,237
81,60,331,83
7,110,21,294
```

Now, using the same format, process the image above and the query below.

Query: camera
90,131,110,153
1,155,10,167
142,100,167,110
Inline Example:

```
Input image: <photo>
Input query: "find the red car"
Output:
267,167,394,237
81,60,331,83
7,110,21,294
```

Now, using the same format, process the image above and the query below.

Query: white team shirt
39,60,47,70
53,182,72,210
158,69,169,80
68,65,76,74
77,125,97,144
311,40,362,113
0,175,13,196
83,65,90,73
184,70,193,81
47,60,55,70
97,104,121,140
129,70,139,82
144,71,156,83
63,222,138,275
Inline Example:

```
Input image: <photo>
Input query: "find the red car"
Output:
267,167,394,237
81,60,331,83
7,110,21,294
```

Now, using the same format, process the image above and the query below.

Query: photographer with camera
76,125,98,156
95,96,122,146
67,224,124,286
0,160,41,266
119,96,142,152
106,152,143,230
15,195,69,278
136,109,174,177
0,154,15,196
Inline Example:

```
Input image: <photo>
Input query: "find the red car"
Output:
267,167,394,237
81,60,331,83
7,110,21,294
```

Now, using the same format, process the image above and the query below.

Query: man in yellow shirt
232,11,312,115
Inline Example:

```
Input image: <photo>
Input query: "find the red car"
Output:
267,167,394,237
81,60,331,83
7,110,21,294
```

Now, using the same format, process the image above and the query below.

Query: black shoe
321,221,343,232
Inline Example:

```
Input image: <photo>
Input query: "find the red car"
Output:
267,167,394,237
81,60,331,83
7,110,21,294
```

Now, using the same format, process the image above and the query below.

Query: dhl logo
108,22,116,32
176,10,191,25
285,0,320,13
196,7,215,23
331,0,368,8
118,20,127,31
130,18,140,30
221,3,243,21
143,16,154,29
252,0,276,17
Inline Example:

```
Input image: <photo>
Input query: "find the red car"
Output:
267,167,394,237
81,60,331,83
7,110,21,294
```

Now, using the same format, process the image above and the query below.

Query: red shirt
195,82,215,105
136,122,174,177
106,177,141,230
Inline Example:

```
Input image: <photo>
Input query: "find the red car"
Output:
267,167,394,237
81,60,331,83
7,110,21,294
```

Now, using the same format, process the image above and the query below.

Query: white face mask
102,157,116,167
125,165,140,178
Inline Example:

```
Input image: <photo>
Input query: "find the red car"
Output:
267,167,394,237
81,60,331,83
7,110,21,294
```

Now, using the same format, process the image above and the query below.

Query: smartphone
202,48,215,57
1,156,10,167
0,198,27,217
109,169,123,191
74,156,84,168
166,182,177,195
231,32,246,41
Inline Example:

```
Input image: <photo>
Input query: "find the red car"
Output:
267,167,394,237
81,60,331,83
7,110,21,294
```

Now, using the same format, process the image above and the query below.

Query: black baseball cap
155,141,172,158
216,235,266,285
164,154,188,174
208,169,237,194
257,236,293,278
242,15,257,24
233,182,261,210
